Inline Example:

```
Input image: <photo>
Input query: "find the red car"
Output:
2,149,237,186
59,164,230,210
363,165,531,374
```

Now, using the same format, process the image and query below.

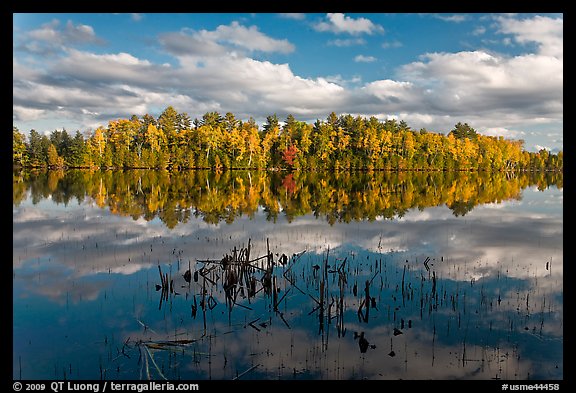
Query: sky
13,13,563,153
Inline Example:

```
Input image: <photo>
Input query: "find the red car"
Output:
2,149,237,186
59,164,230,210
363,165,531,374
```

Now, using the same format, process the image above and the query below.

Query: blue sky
13,13,563,153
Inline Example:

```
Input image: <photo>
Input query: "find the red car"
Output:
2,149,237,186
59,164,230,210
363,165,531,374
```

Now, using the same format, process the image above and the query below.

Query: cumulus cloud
482,127,525,139
534,144,552,152
202,21,295,54
363,79,417,103
399,49,562,122
171,55,347,115
13,105,46,122
159,30,228,57
314,13,384,35
55,50,174,86
324,74,362,87
17,19,104,55
496,15,563,58
162,22,295,56
13,41,346,127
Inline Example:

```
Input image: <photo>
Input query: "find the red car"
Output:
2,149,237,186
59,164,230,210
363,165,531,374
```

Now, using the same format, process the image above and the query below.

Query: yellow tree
313,121,336,164
145,123,165,153
91,127,107,157
297,123,313,154
107,119,139,167
503,139,523,170
47,143,65,168
226,125,246,165
260,125,278,167
243,123,261,167
335,126,350,155
196,124,223,163
444,133,458,168
491,137,506,170
461,137,479,170
402,131,416,161
13,127,27,165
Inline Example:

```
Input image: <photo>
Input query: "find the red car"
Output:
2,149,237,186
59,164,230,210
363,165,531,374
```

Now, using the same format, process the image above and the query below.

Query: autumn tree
13,111,562,173
243,119,261,167
13,127,27,166
281,144,298,168
47,143,65,168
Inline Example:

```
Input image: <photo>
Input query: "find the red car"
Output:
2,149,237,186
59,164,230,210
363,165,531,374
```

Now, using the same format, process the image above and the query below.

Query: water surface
13,170,563,380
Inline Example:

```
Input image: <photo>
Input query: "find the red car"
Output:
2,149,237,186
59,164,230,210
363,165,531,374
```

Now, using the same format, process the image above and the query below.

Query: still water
13,170,563,380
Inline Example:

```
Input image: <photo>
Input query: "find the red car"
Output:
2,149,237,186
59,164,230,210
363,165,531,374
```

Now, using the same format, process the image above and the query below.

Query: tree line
13,106,563,172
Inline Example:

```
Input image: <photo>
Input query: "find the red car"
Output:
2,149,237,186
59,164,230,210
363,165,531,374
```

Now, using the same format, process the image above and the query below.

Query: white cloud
354,55,376,63
324,74,362,86
14,37,562,141
314,13,384,35
26,19,60,42
496,15,563,58
362,79,417,103
179,56,345,106
55,50,169,86
13,42,347,126
13,106,47,122
400,49,562,120
534,144,551,152
26,19,104,47
160,22,294,56
13,55,214,125
159,30,228,57
482,127,525,139
201,21,295,54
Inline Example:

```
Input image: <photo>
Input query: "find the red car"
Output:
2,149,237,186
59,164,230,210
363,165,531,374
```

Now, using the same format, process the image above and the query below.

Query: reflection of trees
13,169,563,227
447,200,477,217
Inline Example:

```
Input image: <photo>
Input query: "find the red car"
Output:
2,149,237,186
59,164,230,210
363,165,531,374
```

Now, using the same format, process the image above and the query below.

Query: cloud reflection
12,183,562,379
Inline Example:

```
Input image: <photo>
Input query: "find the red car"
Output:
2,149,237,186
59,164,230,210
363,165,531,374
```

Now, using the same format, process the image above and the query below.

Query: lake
13,169,563,380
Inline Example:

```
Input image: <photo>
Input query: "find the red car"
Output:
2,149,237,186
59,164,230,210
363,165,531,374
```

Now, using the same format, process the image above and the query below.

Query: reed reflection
98,240,562,380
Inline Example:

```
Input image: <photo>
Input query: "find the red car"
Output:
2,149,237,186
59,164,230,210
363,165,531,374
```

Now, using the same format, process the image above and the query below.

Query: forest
13,106,563,172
